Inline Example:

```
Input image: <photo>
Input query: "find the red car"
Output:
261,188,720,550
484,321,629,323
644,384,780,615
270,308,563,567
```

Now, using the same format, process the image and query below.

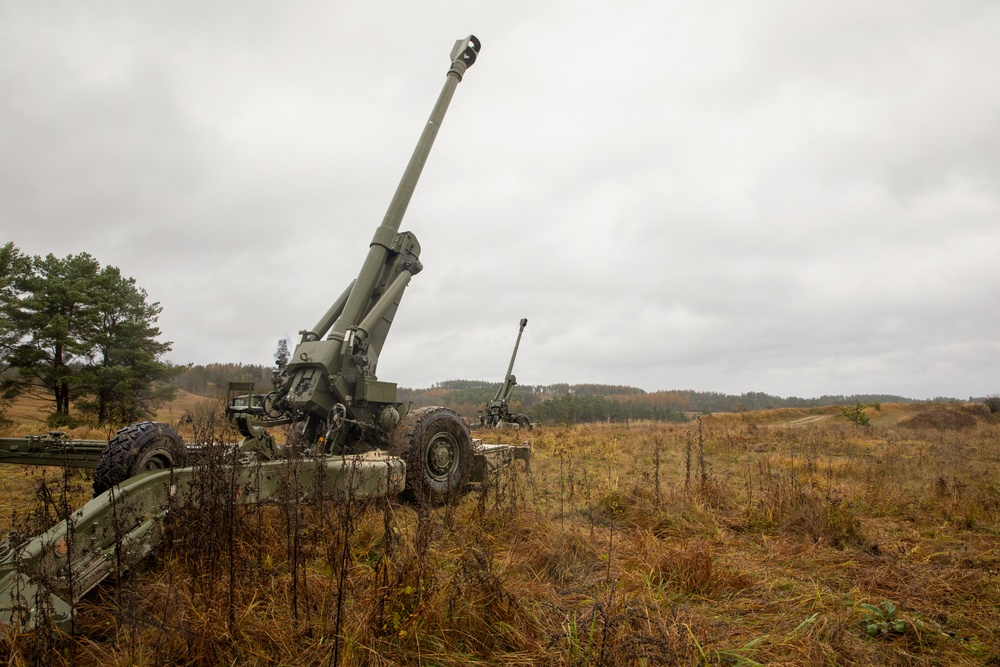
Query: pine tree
0,243,31,423
4,252,102,421
2,249,176,425
77,265,177,424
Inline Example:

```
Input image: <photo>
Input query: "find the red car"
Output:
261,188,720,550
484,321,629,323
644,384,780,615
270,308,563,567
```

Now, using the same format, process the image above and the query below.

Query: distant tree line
398,385,536,421
0,243,175,427
529,394,687,425
398,382,934,425
559,383,646,397
430,380,643,397
174,363,275,397
172,339,290,399
171,368,969,427
625,390,919,415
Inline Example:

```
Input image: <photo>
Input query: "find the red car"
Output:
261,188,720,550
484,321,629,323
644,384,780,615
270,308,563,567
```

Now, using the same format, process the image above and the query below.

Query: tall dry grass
0,403,998,665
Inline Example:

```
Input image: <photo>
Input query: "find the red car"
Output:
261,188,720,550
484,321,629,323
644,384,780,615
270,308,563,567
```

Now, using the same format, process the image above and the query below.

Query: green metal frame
0,433,109,469
0,451,405,631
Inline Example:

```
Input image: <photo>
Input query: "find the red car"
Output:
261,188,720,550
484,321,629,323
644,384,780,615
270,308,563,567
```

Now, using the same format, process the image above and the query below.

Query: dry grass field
1,399,998,666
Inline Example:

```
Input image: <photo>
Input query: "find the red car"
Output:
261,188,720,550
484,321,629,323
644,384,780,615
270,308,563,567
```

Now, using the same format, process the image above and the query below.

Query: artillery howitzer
0,35,528,632
480,318,531,429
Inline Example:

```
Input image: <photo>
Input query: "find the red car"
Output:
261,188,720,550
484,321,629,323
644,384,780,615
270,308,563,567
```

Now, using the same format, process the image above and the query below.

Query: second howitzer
482,318,531,429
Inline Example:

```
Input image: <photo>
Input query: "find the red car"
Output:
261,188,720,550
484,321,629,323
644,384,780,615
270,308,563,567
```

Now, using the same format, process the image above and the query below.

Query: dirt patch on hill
898,404,990,431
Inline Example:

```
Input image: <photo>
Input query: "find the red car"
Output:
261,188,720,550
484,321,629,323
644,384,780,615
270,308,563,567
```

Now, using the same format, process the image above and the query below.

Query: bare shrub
650,539,751,595
550,583,699,666
179,398,229,444
528,529,602,585
745,459,865,548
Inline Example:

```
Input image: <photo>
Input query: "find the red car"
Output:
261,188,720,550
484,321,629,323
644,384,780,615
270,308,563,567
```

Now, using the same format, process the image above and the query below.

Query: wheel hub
143,454,171,471
427,435,457,480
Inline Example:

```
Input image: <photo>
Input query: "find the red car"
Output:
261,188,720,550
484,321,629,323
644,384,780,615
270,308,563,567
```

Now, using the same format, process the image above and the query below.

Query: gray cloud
2,0,998,400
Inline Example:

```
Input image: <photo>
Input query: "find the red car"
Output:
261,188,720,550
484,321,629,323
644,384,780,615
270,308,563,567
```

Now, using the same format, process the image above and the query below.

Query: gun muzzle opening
448,35,480,79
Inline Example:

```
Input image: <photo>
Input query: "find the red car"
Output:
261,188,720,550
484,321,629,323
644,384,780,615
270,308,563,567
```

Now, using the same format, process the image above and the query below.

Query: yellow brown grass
0,402,998,665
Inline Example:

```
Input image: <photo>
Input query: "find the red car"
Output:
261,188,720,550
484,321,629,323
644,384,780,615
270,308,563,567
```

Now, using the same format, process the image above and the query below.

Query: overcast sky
2,1,999,399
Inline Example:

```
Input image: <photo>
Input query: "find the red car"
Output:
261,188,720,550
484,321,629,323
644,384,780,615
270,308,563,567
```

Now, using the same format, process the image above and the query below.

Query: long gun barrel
493,318,528,403
328,35,480,342
267,35,481,447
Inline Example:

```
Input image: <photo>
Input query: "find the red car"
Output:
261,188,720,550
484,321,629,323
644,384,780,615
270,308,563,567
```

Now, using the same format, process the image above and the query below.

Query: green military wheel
395,406,471,505
515,414,532,430
93,422,188,496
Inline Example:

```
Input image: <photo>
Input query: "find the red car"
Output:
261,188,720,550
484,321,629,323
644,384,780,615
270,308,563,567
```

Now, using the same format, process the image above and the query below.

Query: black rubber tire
93,422,188,496
393,406,471,505
515,414,532,430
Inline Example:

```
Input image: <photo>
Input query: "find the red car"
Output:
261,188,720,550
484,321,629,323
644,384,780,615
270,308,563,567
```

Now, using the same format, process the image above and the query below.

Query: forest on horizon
172,362,957,425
